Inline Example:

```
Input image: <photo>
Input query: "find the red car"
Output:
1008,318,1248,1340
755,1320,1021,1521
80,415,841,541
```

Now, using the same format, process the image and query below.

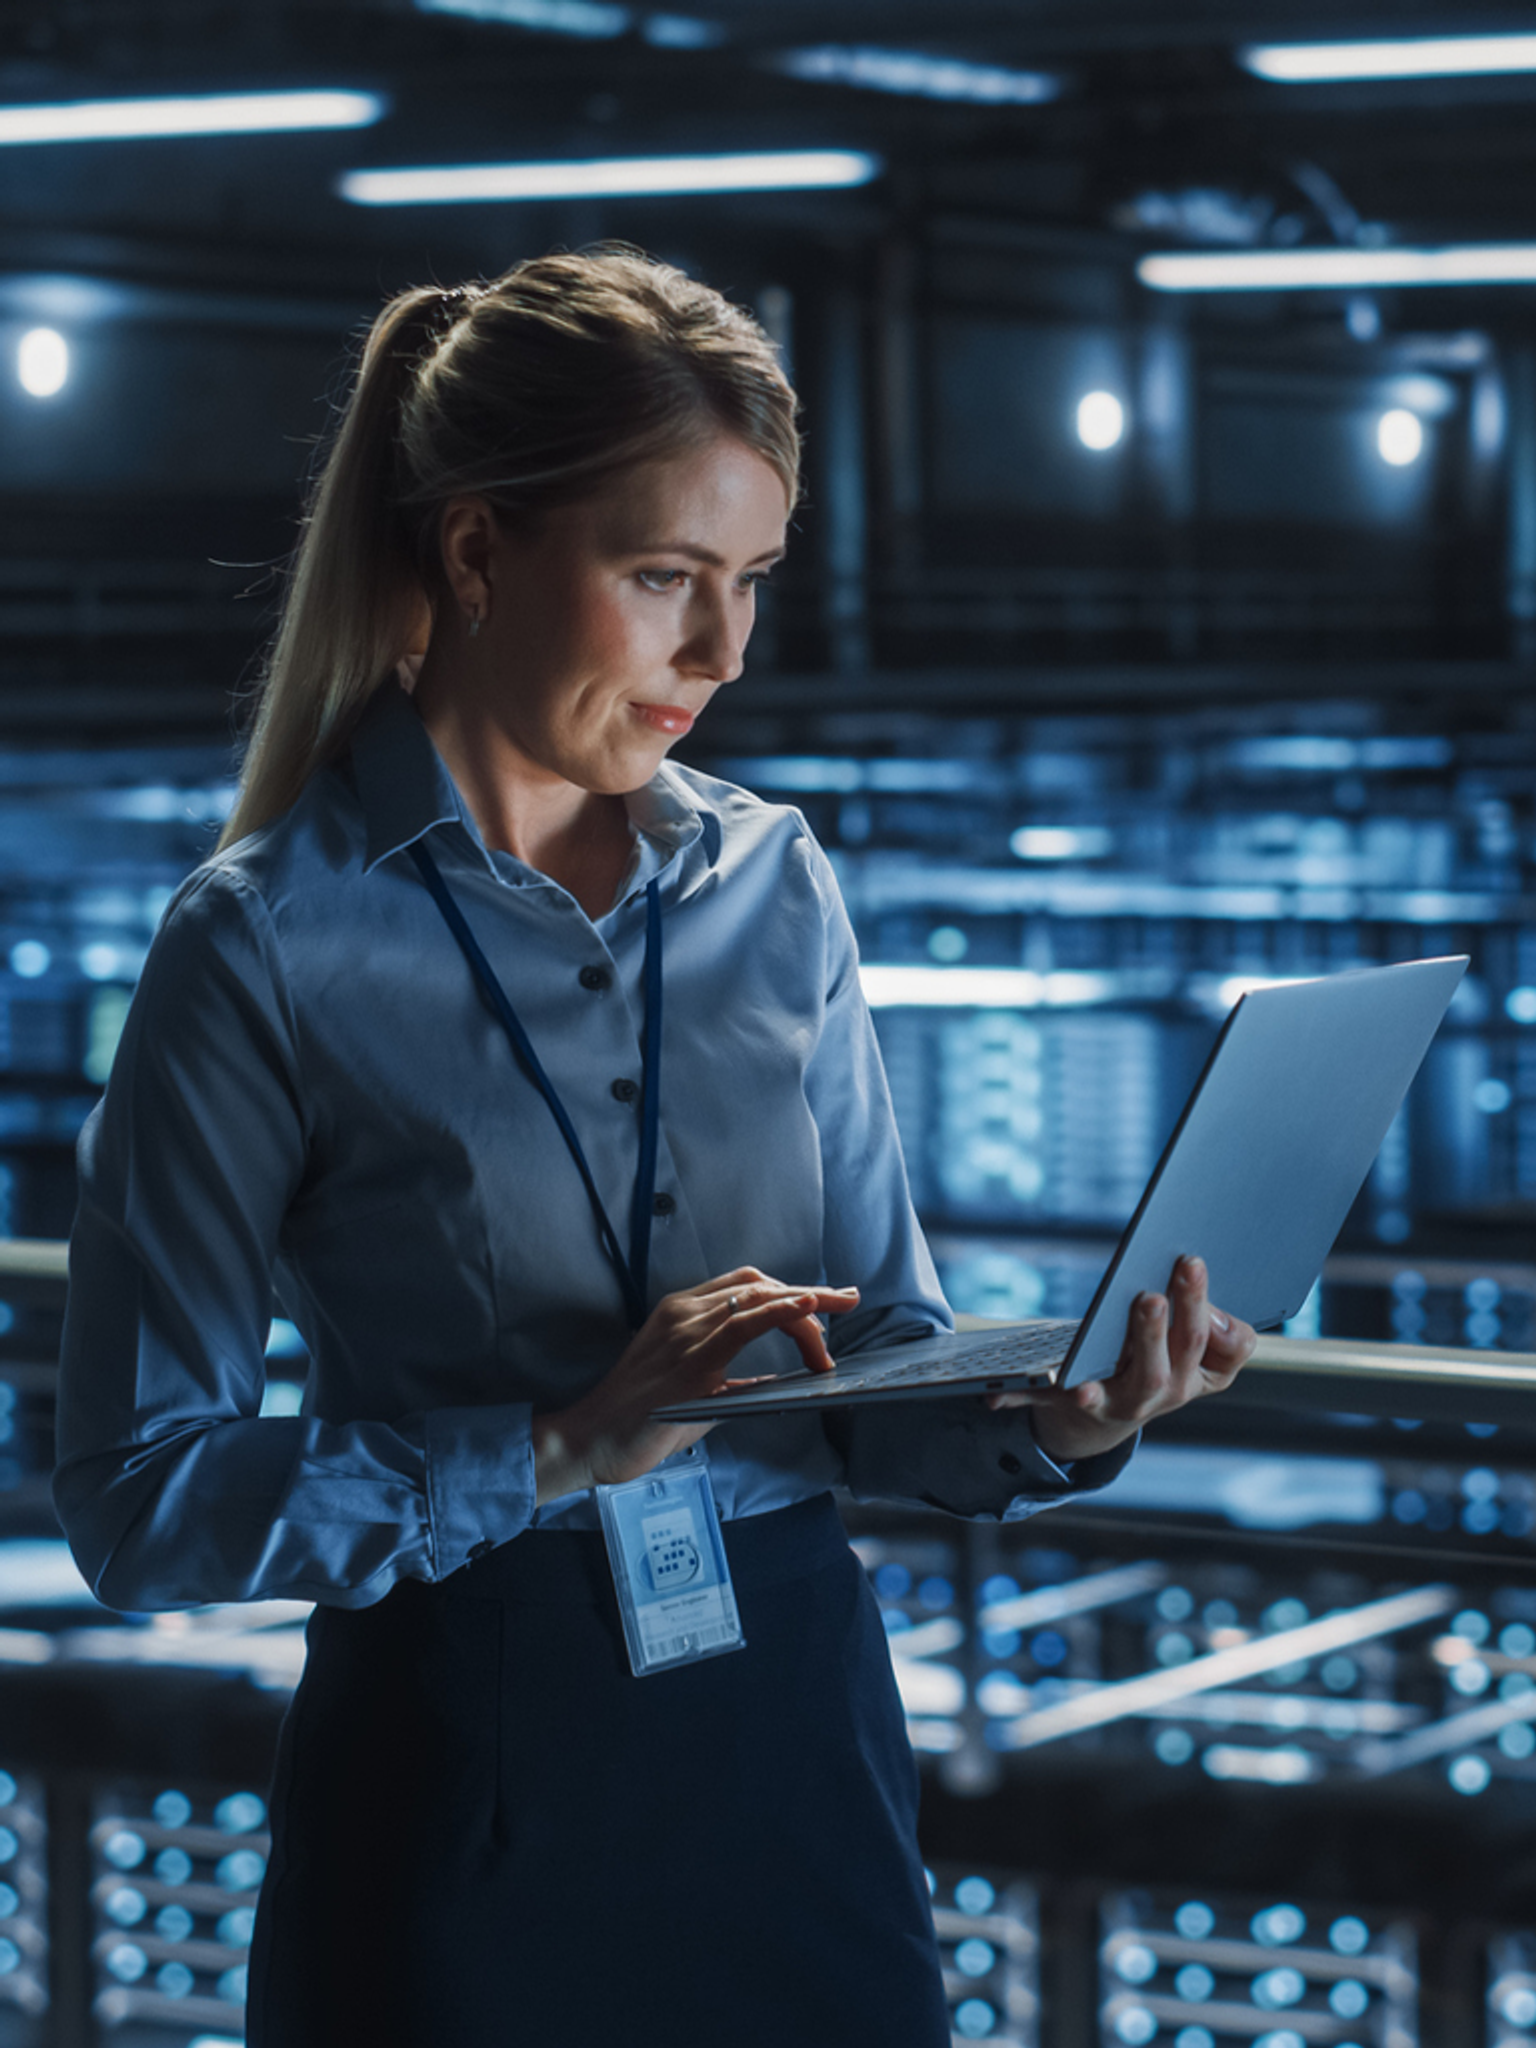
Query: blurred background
0,1,1535,2043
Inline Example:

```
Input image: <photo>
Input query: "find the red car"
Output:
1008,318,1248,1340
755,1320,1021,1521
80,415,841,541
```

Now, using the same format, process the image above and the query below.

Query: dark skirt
247,1491,950,2046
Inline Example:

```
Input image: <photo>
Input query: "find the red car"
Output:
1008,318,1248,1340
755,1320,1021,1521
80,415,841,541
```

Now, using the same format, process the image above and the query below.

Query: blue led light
1448,1753,1491,1795
105,1943,147,1983
104,1888,146,1927
157,1960,195,1998
0,1939,17,1976
954,1876,996,1916
873,1562,911,1600
156,1904,194,1942
917,1575,954,1610
1174,1963,1216,2001
1328,1917,1370,1955
1252,1966,1306,2009
955,1937,996,1977
954,1996,997,2038
216,1849,266,1891
101,1831,146,1871
1250,1905,1306,1947
1115,2005,1158,2045
153,1790,192,1827
154,1848,193,1884
1330,1980,1370,2019
1174,1902,1216,1940
215,1791,266,1833
1114,1943,1159,1985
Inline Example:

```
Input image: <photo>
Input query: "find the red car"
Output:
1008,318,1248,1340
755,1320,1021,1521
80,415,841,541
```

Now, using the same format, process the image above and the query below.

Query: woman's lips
630,702,696,736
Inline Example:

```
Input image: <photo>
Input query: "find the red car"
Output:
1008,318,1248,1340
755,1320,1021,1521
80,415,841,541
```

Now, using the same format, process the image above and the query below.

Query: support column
820,285,870,675
1504,341,1536,665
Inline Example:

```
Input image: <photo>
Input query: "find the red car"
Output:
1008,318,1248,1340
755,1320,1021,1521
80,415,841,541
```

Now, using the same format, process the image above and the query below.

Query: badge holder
597,1449,746,1677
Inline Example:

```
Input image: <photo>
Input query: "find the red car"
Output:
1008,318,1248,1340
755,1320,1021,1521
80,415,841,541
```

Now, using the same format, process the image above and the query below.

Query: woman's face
453,433,790,797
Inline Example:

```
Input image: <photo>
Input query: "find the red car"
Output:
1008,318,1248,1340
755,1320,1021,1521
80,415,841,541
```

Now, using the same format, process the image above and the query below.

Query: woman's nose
678,592,749,683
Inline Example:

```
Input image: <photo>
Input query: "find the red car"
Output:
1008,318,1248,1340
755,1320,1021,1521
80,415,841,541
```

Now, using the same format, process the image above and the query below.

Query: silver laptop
654,955,1468,1421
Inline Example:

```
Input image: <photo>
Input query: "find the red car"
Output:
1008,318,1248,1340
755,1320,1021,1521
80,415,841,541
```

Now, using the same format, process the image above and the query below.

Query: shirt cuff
422,1402,537,1578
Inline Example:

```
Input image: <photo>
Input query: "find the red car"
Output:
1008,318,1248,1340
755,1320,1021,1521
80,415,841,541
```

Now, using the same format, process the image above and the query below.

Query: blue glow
954,1876,996,1915
418,0,630,32
214,1791,266,1833
1251,1905,1307,1947
1329,1916,1370,1955
642,15,727,47
779,45,1056,104
339,149,881,205
1114,1943,1159,1985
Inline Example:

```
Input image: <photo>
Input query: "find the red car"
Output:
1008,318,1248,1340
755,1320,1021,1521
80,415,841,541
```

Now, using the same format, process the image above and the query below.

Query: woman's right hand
531,1268,860,1502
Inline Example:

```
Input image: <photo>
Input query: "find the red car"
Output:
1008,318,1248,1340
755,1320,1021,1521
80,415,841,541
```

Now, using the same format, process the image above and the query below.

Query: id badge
596,1450,746,1677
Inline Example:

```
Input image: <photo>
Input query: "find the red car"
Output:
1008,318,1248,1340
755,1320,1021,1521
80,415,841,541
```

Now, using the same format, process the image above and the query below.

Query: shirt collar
348,681,723,878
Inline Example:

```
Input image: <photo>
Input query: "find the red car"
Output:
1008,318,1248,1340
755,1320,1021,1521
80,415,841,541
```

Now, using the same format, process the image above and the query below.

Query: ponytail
219,288,447,849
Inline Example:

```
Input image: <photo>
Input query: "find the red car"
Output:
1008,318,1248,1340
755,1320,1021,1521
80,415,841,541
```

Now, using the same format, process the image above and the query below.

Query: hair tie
430,283,477,334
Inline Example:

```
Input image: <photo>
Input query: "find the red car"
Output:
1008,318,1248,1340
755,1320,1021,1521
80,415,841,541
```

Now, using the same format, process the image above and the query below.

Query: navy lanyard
410,840,663,1332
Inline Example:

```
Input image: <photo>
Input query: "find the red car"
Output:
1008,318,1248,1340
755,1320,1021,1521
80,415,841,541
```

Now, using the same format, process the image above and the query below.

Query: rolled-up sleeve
800,829,1134,1521
54,866,536,1613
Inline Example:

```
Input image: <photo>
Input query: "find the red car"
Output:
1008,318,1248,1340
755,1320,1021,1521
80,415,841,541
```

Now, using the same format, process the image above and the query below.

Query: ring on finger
726,1295,740,1315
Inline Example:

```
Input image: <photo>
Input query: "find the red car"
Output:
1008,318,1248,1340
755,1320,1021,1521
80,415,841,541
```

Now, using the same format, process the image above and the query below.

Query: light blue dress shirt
54,685,1126,1613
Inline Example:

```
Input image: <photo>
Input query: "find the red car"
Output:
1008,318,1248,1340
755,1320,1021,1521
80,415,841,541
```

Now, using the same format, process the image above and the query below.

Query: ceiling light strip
1241,34,1536,83
0,91,385,146
339,150,880,205
1139,245,1536,292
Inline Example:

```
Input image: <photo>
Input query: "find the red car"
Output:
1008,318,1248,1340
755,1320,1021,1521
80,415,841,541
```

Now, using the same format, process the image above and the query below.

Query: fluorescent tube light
418,0,631,35
0,90,385,146
778,46,1056,105
1241,34,1536,82
339,149,880,205
1139,245,1536,292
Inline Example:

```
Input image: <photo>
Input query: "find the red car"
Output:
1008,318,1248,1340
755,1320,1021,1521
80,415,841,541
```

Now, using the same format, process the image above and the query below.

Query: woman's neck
411,677,633,921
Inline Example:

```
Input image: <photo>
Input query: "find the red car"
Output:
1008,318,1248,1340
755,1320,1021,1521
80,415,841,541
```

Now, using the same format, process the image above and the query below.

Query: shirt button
579,965,610,991
653,1192,677,1217
610,1077,639,1105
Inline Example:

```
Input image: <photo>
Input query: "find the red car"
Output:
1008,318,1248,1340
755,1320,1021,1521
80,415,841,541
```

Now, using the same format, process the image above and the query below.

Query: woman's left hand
984,1253,1257,1467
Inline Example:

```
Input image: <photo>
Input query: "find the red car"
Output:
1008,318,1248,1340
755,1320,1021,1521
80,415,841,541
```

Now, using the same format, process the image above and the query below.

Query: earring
466,608,482,640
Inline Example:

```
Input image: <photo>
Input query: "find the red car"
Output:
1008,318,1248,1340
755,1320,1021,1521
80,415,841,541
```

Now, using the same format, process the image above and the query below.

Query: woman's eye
638,568,686,591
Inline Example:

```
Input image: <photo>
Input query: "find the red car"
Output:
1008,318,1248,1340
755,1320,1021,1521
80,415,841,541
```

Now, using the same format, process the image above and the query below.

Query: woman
53,249,1254,2044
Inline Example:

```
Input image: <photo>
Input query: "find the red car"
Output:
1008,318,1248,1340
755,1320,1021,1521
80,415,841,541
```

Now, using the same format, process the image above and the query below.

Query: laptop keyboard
849,1319,1081,1389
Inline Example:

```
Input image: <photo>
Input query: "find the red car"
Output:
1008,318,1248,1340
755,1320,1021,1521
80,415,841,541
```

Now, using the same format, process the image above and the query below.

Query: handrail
953,1315,1536,1424
0,1239,69,1283
4,1244,1533,1421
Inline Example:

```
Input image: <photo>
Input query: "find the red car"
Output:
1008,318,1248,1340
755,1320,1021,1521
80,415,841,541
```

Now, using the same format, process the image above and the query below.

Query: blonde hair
220,247,800,849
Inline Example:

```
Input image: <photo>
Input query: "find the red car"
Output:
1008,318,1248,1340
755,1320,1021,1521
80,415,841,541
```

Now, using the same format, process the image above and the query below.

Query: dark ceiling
4,0,1536,309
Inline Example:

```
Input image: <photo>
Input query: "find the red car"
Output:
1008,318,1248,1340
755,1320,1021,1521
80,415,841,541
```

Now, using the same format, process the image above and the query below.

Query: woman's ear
437,495,501,624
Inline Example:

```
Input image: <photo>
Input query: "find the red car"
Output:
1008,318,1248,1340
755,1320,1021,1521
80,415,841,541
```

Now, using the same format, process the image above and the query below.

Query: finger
780,1311,836,1375
697,1292,833,1373
713,1281,859,1323
1165,1255,1210,1371
1201,1307,1257,1384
